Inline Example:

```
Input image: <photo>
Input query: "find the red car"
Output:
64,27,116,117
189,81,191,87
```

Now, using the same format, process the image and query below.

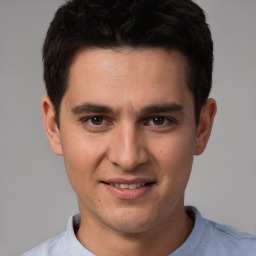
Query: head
43,0,213,126
41,0,216,244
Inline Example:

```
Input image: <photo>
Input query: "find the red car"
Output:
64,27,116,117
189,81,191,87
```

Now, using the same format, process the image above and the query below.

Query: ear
41,95,63,156
194,98,217,155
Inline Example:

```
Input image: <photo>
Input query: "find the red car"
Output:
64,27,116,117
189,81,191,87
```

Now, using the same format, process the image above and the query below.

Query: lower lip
102,183,154,200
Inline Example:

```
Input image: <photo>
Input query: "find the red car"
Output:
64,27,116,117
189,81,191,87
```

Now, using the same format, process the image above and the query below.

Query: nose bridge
109,121,148,171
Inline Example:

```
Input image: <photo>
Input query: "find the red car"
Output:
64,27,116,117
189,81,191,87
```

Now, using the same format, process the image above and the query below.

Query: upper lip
102,178,156,184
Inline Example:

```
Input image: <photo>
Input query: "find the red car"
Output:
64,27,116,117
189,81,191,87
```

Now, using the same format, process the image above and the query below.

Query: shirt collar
63,206,206,256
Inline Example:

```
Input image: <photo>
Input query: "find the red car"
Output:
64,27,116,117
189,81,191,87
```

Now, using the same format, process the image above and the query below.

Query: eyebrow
71,103,115,115
71,102,184,115
140,103,184,115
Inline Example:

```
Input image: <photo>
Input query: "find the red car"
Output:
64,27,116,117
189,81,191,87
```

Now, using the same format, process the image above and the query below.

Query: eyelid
80,115,112,127
79,114,177,130
78,115,114,133
143,116,177,126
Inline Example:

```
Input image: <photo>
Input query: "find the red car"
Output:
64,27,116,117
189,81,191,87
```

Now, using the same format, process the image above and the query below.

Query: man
22,0,256,255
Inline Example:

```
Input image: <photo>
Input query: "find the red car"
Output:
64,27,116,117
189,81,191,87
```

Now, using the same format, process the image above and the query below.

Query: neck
76,206,194,256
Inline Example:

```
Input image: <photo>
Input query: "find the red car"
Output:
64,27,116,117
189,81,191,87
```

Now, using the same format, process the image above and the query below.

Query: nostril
107,136,149,171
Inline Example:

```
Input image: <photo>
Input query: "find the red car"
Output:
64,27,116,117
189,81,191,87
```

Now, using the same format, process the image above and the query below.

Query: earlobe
41,95,63,156
194,98,217,155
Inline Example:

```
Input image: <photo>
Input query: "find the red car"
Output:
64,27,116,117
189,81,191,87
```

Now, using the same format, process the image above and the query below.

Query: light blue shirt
22,207,256,256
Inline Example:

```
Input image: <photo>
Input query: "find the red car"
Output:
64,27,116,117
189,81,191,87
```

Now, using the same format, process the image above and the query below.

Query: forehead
64,47,192,111
69,47,188,84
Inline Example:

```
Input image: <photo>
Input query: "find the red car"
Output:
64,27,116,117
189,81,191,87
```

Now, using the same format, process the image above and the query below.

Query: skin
42,48,216,256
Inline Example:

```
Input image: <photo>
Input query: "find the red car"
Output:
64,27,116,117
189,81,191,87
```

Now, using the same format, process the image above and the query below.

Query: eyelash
80,115,177,132
81,116,110,126
143,116,177,126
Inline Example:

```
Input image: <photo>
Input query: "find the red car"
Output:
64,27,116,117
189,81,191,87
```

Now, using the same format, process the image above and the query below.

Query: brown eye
152,116,165,125
81,115,112,133
90,116,104,125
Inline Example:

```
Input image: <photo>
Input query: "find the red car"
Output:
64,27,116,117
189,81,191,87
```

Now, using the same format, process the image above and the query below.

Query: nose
108,123,149,171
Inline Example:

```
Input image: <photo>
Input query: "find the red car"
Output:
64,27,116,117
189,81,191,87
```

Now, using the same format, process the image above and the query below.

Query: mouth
101,181,154,190
100,178,156,199
101,181,155,200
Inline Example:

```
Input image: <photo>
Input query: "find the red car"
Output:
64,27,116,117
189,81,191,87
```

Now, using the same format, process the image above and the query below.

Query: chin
106,220,153,234
102,208,157,234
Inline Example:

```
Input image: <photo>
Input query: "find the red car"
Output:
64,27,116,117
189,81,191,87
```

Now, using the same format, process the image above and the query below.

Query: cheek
61,133,108,187
150,133,195,190
153,133,195,168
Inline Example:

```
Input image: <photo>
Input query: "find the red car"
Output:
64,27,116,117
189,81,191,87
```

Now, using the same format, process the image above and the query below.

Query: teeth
128,183,137,189
112,183,147,189
120,184,129,189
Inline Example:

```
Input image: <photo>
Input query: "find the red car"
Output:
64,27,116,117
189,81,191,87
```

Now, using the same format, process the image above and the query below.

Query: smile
101,180,155,200
109,183,146,189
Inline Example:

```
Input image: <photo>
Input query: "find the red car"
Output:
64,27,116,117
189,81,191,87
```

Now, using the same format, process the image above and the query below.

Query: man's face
46,48,207,233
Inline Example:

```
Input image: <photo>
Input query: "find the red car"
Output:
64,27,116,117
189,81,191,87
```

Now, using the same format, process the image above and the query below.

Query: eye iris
91,116,103,125
153,116,164,125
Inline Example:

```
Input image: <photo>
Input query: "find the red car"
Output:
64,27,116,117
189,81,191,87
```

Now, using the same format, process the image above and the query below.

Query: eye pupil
91,116,103,125
153,116,164,125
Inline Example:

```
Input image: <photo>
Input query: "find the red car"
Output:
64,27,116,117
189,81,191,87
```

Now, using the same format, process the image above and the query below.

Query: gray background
0,0,255,255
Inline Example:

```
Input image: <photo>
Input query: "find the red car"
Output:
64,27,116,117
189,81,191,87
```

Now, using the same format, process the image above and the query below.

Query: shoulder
203,218,256,255
21,214,95,256
183,207,256,256
21,232,69,256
